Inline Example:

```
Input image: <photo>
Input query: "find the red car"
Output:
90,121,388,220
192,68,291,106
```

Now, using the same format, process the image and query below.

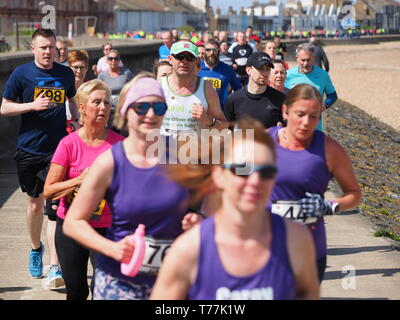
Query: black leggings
55,218,107,300
317,254,327,283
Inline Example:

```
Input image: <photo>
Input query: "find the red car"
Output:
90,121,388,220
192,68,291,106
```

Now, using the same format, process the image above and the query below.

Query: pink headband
120,77,165,117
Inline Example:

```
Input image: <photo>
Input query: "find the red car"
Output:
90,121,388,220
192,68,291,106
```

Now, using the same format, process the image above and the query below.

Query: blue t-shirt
2,61,76,155
285,65,335,97
198,60,242,109
285,66,336,131
158,45,171,60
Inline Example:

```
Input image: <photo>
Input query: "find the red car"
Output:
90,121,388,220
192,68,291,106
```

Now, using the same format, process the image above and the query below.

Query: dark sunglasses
205,48,219,52
108,56,120,61
172,53,197,62
221,163,278,180
128,102,168,116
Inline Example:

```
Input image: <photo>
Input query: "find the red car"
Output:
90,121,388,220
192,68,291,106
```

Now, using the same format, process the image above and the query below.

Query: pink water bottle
121,224,146,277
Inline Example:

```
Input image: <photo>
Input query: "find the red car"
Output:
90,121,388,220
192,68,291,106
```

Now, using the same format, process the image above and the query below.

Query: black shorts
14,148,53,198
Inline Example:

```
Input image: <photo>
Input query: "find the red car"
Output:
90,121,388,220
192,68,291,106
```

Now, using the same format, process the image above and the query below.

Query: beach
320,41,400,131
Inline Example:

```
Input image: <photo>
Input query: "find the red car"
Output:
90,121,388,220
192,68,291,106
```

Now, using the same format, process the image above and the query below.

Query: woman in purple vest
150,118,320,300
268,83,362,282
63,73,189,299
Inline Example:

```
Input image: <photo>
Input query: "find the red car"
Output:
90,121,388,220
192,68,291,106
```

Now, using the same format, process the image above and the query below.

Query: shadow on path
327,245,397,256
324,268,400,281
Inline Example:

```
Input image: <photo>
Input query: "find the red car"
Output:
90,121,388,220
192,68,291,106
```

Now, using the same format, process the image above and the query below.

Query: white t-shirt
96,56,124,74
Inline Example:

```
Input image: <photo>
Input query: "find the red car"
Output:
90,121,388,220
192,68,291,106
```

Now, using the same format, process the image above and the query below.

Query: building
0,0,114,36
211,1,285,32
354,0,400,31
114,0,208,33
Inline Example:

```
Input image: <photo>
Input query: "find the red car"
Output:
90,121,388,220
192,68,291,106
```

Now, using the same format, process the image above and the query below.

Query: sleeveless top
96,141,189,284
160,75,208,135
187,214,295,300
267,126,333,259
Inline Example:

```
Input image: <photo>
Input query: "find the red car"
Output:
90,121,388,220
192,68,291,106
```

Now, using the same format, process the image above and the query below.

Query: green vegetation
374,229,400,242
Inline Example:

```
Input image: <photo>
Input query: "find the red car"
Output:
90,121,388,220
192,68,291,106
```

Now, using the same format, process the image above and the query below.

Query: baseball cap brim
170,41,199,58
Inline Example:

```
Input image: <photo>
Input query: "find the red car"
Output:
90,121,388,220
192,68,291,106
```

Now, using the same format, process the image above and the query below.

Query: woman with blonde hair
63,73,190,300
44,79,125,299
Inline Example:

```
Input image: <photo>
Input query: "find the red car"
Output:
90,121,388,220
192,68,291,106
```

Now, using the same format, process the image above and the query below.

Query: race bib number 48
139,236,173,275
271,200,317,224
34,86,65,107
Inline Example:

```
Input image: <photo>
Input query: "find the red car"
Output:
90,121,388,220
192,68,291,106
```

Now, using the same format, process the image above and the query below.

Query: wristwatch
331,201,340,214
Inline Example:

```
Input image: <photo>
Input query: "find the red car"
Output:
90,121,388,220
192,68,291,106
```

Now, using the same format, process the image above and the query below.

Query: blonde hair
113,71,155,130
284,83,322,110
76,79,111,125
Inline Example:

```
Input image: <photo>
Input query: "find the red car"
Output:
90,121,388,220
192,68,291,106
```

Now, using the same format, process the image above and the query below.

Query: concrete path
0,173,399,300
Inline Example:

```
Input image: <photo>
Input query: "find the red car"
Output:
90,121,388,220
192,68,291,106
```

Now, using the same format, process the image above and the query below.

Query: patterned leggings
93,268,152,300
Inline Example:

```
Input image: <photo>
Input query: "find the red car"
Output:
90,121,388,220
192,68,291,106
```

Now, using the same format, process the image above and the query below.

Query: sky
209,0,254,14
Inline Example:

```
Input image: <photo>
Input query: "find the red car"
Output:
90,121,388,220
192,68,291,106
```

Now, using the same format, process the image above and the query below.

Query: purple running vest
96,141,189,284
187,214,295,300
267,126,333,259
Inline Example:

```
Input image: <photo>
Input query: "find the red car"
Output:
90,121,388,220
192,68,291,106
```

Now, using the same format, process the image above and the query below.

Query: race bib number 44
139,236,172,275
271,200,317,224
34,86,65,107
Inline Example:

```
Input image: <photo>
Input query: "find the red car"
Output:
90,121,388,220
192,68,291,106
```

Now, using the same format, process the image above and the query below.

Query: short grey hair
296,43,315,56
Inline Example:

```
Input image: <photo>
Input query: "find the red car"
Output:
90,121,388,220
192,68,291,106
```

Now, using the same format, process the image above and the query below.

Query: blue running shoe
29,243,44,278
45,264,64,289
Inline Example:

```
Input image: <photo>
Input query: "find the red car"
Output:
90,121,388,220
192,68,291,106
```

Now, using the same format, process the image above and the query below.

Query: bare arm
1,92,51,116
43,163,88,201
286,220,320,299
150,226,200,299
204,80,227,125
63,149,135,262
326,136,362,211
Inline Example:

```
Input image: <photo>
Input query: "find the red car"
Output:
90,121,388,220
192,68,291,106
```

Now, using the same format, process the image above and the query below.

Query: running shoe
45,264,65,289
29,243,45,278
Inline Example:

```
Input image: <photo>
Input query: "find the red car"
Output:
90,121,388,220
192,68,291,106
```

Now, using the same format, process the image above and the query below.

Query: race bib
203,77,222,90
34,86,65,108
66,187,106,221
139,236,173,275
271,200,317,224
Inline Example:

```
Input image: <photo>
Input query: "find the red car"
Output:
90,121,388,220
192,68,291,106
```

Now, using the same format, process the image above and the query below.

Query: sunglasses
205,48,219,52
128,102,168,116
172,53,197,62
108,56,120,61
71,65,86,71
221,163,278,180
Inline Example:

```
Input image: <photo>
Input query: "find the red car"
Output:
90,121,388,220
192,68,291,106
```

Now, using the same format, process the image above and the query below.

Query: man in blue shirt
1,28,77,284
198,39,242,110
158,31,174,61
285,43,337,131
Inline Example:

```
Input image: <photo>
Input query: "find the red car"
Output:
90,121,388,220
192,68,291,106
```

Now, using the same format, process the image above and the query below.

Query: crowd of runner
0,26,362,300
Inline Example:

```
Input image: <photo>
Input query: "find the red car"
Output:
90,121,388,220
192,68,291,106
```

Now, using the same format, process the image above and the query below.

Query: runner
267,84,362,282
158,31,174,61
198,39,242,110
230,32,253,86
264,40,289,70
56,36,68,66
153,60,172,81
218,41,233,67
285,43,337,131
160,40,227,137
224,52,286,129
150,117,320,300
268,59,289,95
274,35,288,61
309,36,330,72
1,28,77,282
93,43,124,76
43,79,124,299
62,73,190,300
97,49,133,129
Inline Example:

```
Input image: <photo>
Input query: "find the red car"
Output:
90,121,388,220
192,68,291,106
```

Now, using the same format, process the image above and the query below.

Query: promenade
1,172,399,300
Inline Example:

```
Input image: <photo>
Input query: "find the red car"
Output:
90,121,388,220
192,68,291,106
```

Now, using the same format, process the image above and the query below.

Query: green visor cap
170,41,199,58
